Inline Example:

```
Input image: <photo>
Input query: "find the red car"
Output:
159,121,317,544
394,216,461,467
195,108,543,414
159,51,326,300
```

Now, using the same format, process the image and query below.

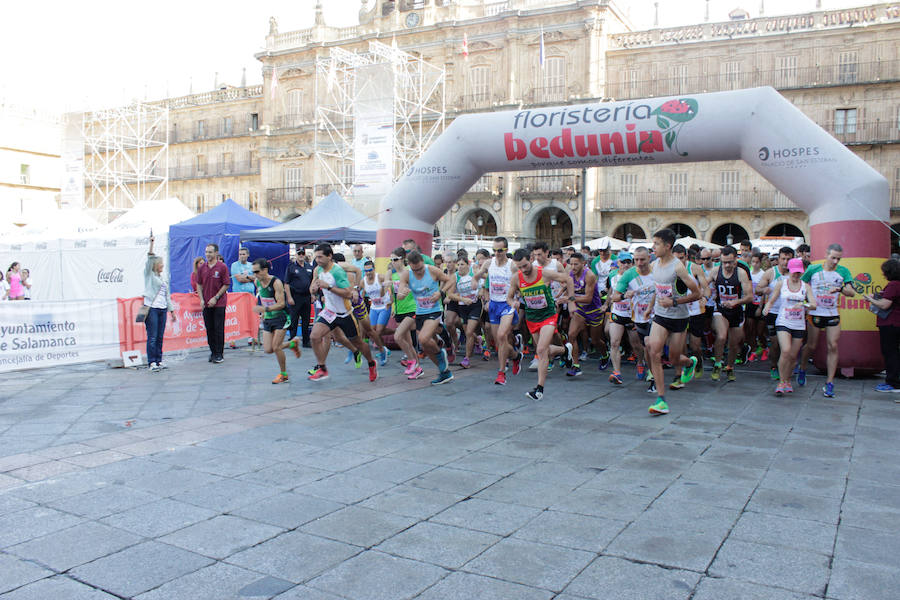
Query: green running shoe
711,361,722,382
649,398,669,415
770,367,779,380
680,356,698,383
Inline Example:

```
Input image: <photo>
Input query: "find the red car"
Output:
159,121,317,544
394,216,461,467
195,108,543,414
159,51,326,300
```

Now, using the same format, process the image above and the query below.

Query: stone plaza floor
0,346,899,599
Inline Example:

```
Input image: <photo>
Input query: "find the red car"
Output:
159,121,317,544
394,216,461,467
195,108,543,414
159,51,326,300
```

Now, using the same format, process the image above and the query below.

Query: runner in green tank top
508,249,576,401
251,258,302,384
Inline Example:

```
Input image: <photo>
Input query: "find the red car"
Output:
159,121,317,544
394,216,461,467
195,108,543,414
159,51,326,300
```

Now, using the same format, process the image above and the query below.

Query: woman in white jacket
144,235,176,371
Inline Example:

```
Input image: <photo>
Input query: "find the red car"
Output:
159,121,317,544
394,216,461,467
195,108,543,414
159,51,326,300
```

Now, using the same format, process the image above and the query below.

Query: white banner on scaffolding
353,62,394,202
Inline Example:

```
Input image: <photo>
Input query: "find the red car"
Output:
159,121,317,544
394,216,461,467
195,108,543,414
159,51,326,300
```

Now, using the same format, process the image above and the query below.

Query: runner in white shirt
755,247,795,381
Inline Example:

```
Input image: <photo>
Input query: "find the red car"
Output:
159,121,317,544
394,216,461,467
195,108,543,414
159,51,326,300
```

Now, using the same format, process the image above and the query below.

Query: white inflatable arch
377,87,889,372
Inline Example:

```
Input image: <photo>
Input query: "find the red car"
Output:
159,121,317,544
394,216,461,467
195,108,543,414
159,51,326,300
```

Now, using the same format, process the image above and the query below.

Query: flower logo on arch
651,98,699,157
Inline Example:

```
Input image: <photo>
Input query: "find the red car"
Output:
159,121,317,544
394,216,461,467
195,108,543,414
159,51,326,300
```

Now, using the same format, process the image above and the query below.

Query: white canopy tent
585,236,630,251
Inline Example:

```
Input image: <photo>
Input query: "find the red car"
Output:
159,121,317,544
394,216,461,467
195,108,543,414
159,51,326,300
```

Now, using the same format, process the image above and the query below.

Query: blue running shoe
823,381,835,398
436,348,448,373
797,369,806,387
431,370,454,385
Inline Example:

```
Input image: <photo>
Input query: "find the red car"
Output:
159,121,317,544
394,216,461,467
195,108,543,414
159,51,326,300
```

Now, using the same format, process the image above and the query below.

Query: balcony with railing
271,113,317,130
169,159,260,180
826,120,900,145
596,190,797,212
518,174,581,196
606,60,900,100
266,186,315,207
170,119,258,144
524,86,568,104
152,85,263,110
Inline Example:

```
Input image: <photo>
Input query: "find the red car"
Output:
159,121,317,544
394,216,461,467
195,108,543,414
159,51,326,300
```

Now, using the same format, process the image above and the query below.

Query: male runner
612,247,655,381
307,244,378,382
566,253,605,377
396,251,457,384
606,252,641,384
251,258,301,383
529,241,565,370
589,241,613,368
674,245,709,388
508,249,575,399
706,246,754,382
800,243,855,397
745,251,769,362
643,229,702,415
756,247,794,380
473,236,523,385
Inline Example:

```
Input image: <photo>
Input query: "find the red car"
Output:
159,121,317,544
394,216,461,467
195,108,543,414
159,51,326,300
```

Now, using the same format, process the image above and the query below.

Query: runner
756,247,794,380
745,251,768,362
644,229,703,415
674,245,709,388
566,253,605,377
606,252,642,384
799,243,856,397
388,248,418,369
612,247,655,382
307,244,378,383
360,260,391,366
446,254,484,368
508,249,575,400
473,237,522,385
530,241,566,371
706,246,754,382
251,258,301,384
395,250,457,385
763,257,817,396
589,241,613,368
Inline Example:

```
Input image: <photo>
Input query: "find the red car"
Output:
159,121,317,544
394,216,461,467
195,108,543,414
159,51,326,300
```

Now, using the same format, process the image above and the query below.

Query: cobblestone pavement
1,346,899,599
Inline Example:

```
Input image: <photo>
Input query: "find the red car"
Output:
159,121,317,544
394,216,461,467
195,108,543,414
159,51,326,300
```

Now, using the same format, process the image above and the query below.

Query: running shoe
726,367,736,382
400,357,412,368
566,365,583,377
647,380,657,394
525,387,544,401
579,351,588,361
212,356,224,364
547,360,554,372
528,357,539,371
483,349,492,361
378,350,388,367
344,350,354,364
446,347,456,365
511,352,522,376
636,364,647,380
823,382,835,398
355,352,363,368
368,362,378,382
626,353,637,363
289,339,302,359
775,383,785,397
793,364,800,375
760,348,770,362
648,399,669,415
460,357,470,369
711,361,722,382
272,373,289,384
875,383,900,393
797,369,807,387
404,360,419,376
770,367,779,380
609,371,623,385
494,371,507,385
308,368,329,381
693,358,703,380
149,362,160,372
407,365,424,380
307,365,318,376
747,351,758,363
436,349,449,374
431,370,454,385
681,356,698,383
513,333,523,355
157,362,167,370
564,342,574,368
598,354,610,370
784,383,794,394
669,379,685,390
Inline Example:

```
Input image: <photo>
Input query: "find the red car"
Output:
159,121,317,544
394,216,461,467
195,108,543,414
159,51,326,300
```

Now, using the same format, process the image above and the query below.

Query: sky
0,0,873,114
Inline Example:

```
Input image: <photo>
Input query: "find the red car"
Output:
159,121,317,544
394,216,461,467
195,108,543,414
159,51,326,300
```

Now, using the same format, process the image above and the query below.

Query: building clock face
406,12,420,28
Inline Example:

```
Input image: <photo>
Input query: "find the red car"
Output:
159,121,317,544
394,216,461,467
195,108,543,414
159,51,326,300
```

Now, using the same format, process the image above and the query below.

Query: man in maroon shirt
196,243,230,363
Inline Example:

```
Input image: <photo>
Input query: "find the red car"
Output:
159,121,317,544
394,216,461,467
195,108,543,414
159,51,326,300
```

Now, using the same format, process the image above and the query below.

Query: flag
462,33,469,59
269,66,278,98
539,27,545,69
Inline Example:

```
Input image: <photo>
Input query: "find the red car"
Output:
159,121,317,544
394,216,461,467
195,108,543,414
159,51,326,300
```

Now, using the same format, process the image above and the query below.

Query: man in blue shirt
351,244,369,270
231,247,255,294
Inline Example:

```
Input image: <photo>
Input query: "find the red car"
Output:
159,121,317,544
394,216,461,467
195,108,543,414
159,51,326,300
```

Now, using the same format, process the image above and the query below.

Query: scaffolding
314,40,445,202
82,103,169,222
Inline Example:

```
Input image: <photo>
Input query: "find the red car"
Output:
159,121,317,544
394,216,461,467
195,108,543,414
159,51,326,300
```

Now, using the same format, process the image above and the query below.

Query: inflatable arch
376,87,890,373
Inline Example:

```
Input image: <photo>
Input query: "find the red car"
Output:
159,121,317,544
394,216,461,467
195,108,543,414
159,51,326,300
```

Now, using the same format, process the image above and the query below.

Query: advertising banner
0,299,120,373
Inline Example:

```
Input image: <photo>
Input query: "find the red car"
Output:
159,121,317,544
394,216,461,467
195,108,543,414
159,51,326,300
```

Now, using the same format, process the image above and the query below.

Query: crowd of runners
252,229,858,417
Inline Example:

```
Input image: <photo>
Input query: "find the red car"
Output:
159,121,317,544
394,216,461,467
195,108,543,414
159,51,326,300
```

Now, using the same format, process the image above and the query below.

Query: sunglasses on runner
251,269,261,274
391,257,402,261
364,269,374,273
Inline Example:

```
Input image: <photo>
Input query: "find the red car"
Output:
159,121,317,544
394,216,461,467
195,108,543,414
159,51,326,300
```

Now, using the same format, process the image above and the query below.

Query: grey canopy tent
240,191,377,245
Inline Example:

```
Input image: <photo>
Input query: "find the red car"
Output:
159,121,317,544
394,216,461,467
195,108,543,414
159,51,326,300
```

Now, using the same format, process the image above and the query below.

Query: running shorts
351,297,368,321
653,315,689,333
455,300,483,323
715,309,744,329
765,312,778,337
369,307,391,327
262,314,291,332
575,306,604,328
688,314,706,336
775,325,805,339
812,315,840,328
316,313,359,339
610,313,634,329
415,312,443,330
526,314,558,336
635,321,652,339
488,300,519,325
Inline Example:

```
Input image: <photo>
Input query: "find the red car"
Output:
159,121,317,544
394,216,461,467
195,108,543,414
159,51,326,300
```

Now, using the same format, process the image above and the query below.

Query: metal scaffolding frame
82,103,169,221
314,40,445,200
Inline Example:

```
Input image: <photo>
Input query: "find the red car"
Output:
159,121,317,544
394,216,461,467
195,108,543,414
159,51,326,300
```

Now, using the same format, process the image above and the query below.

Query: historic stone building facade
91,0,900,247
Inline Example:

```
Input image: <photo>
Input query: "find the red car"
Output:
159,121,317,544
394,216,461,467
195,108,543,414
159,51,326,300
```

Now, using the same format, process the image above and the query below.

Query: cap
596,238,611,250
788,258,805,273
617,251,633,261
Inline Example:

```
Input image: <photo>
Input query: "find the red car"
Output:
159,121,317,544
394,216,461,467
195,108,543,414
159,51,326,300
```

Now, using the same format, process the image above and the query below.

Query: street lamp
726,233,734,246
550,212,558,226
626,233,633,243
476,215,484,228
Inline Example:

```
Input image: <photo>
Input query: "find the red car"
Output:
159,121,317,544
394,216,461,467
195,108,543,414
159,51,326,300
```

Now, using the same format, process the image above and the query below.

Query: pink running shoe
460,357,470,369
404,360,418,376
760,348,770,362
407,365,424,380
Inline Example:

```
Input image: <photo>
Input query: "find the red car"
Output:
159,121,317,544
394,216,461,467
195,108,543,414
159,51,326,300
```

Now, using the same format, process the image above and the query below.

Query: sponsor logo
758,145,835,168
406,166,449,176
97,268,124,284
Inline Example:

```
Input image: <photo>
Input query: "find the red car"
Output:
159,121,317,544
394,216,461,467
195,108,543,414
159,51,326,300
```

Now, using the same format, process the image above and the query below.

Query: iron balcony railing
606,60,900,100
826,120,900,145
517,174,580,196
267,187,314,207
595,190,796,212
170,119,257,144
168,160,260,180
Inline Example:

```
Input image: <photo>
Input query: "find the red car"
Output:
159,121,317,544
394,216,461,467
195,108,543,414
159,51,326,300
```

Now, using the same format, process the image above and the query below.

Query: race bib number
655,283,673,298
635,301,650,315
319,308,337,323
783,305,804,321
614,301,631,313
463,290,479,301
392,281,400,293
524,295,548,310
720,294,738,304
490,281,509,296
817,294,836,309
260,297,276,307
371,296,385,309
416,296,437,311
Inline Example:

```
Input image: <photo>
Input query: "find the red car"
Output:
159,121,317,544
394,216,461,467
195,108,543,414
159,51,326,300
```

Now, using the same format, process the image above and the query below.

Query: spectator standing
190,258,204,292
6,263,23,300
285,251,315,347
864,258,900,395
230,247,256,293
196,243,229,363
21,269,31,299
143,235,176,372
0,271,9,301
351,244,368,270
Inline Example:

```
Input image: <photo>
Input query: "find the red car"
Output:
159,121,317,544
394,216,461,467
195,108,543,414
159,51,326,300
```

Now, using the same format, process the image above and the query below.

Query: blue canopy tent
239,192,377,245
168,199,289,293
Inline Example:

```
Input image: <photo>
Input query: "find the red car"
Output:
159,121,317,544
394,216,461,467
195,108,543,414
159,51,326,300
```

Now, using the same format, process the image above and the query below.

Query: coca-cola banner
59,236,162,301
0,299,120,373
